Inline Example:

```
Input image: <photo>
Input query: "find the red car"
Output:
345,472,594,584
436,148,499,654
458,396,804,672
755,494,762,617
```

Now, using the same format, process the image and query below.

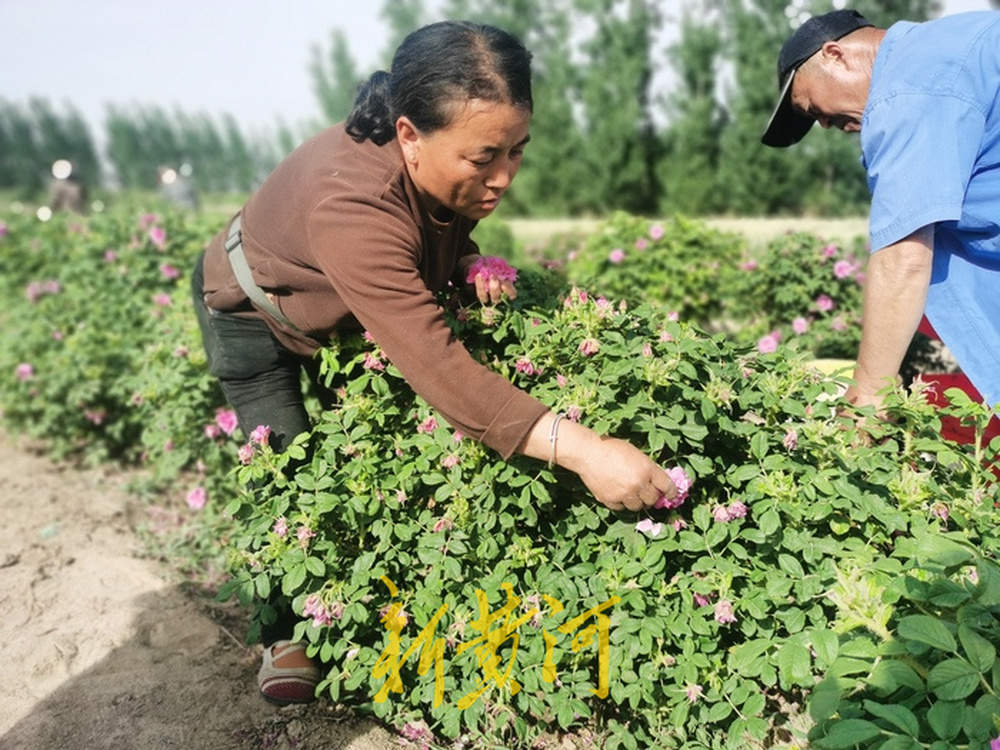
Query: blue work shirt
862,11,1000,406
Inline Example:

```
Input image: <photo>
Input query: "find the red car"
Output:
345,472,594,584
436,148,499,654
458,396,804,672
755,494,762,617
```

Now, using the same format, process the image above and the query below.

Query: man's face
789,45,870,133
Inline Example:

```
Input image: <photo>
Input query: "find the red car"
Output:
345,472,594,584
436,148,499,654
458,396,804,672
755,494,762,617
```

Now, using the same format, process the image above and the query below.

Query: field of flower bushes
2,201,1000,750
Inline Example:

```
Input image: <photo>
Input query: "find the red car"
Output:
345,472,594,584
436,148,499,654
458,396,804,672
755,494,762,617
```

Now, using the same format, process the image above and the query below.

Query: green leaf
305,556,326,577
811,629,839,666
958,624,996,672
759,510,780,536
776,641,811,687
897,615,957,653
861,700,920,737
808,678,842,722
816,718,883,748
869,660,925,693
253,573,271,599
927,658,981,700
729,464,760,486
927,700,965,741
750,431,768,460
730,639,771,674
875,737,922,750
916,536,974,568
282,564,307,595
777,554,804,579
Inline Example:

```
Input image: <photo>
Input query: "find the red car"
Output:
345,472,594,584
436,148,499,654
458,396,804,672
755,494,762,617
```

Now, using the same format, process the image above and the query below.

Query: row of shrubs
1,202,998,749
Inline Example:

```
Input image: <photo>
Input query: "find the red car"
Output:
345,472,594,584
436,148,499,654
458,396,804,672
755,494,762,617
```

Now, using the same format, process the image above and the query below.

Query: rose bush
219,274,1000,749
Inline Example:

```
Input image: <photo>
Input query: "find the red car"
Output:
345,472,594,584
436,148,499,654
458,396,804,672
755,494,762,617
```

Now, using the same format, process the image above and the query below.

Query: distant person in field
191,20,678,706
47,159,85,213
761,8,1000,412
158,164,200,211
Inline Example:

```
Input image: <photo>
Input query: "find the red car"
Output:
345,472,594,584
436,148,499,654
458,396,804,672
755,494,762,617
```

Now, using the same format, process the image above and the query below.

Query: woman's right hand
570,435,677,511
518,413,676,511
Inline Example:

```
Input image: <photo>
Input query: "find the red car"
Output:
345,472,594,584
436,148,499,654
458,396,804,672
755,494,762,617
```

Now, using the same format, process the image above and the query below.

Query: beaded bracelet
547,413,566,469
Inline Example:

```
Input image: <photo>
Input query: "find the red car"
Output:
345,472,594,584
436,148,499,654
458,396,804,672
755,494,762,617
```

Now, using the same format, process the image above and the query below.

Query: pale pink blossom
159,263,180,280
417,416,438,434
739,259,759,271
667,311,679,322
815,294,835,312
465,255,518,284
433,517,453,532
453,431,464,442
249,424,271,445
792,317,809,335
567,250,579,262
833,259,855,279
757,332,780,353
714,599,737,624
649,223,664,240
634,237,648,251
173,345,188,357
363,351,385,370
104,249,117,262
395,489,407,505
238,443,255,464
822,243,838,258
713,505,732,523
566,405,582,422
0,221,7,238
186,486,207,510
830,315,847,332
556,374,568,388
727,501,748,519
608,248,626,264
363,330,376,343
655,467,692,509
659,330,673,343
693,593,711,607
670,515,687,532
297,525,316,546
930,503,950,522
783,428,798,451
273,516,289,538
515,357,537,376
15,363,34,381
578,338,600,356
635,518,663,537
204,423,222,440
163,439,173,452
441,453,460,469
148,226,167,249
685,684,704,703
642,342,653,357
153,292,172,307
215,409,238,436
139,212,160,229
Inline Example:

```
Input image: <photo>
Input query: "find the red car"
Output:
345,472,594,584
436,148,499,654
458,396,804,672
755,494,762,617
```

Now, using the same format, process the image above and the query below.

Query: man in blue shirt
762,9,1000,412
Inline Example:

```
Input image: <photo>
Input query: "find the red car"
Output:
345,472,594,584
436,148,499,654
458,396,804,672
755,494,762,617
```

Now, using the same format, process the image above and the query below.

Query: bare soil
0,430,404,750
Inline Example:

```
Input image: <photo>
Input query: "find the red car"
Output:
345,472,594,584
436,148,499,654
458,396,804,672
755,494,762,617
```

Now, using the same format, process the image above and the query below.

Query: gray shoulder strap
224,215,302,333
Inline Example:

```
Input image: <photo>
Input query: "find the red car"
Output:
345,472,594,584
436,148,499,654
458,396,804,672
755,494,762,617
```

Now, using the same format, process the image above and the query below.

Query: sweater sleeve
308,194,547,458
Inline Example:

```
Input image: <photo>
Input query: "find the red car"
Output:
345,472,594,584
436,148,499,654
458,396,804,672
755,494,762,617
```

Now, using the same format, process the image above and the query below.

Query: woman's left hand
473,272,517,305
462,255,518,305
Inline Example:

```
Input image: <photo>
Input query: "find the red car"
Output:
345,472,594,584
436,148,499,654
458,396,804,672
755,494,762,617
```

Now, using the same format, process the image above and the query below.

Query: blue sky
2,0,993,138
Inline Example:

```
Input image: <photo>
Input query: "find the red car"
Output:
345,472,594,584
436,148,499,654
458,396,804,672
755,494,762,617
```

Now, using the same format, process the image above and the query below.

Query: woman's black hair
346,21,533,146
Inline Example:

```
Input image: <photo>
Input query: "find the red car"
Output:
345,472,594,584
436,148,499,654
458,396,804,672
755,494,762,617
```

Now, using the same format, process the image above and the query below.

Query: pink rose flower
634,237,648,251
363,351,385,370
757,332,780,354
739,259,759,271
714,599,737,624
822,243,838,258
783,428,798,451
396,489,407,505
833,259,855,279
608,248,626,264
148,226,167,249
433,517,453,532
204,423,222,440
635,518,663,537
693,593,711,607
153,292,172,307
830,315,847,332
417,416,438,434
930,503,950,522
215,409,239,436
556,374,568,388
727,501,748,519
0,221,7,238
249,424,271,445
642,342,653,357
453,431,464,442
273,516,288,538
15,363,34,381
655,467,692,509
297,525,316,546
159,263,180,280
713,505,732,523
442,453,460,469
515,357,537,376
792,317,809,335
238,443,255,464
104,249,117,263
465,255,518,284
815,294,835,312
578,338,600,356
685,684,704,704
186,486,207,510
363,330,376,343
649,223,664,240
566,405,582,422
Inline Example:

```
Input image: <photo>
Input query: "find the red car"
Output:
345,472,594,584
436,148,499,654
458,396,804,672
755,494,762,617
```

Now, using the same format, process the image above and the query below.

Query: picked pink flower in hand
655,466,692,509
465,255,518,284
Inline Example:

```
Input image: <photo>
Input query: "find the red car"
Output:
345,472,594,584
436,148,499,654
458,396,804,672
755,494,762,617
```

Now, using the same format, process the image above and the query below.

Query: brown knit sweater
201,123,547,458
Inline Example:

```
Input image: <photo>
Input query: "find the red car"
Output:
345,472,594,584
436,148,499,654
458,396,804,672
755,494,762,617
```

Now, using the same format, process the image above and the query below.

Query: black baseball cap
761,9,873,147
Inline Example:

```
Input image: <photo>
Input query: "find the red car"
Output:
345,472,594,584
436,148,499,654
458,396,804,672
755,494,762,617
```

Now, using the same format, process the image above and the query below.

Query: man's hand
461,255,519,305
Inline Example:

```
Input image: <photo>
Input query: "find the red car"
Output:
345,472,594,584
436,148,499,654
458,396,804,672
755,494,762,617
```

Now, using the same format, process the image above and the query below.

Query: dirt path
0,431,404,750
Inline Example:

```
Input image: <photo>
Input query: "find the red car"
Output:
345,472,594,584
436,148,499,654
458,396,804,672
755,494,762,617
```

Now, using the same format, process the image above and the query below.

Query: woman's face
397,99,531,221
